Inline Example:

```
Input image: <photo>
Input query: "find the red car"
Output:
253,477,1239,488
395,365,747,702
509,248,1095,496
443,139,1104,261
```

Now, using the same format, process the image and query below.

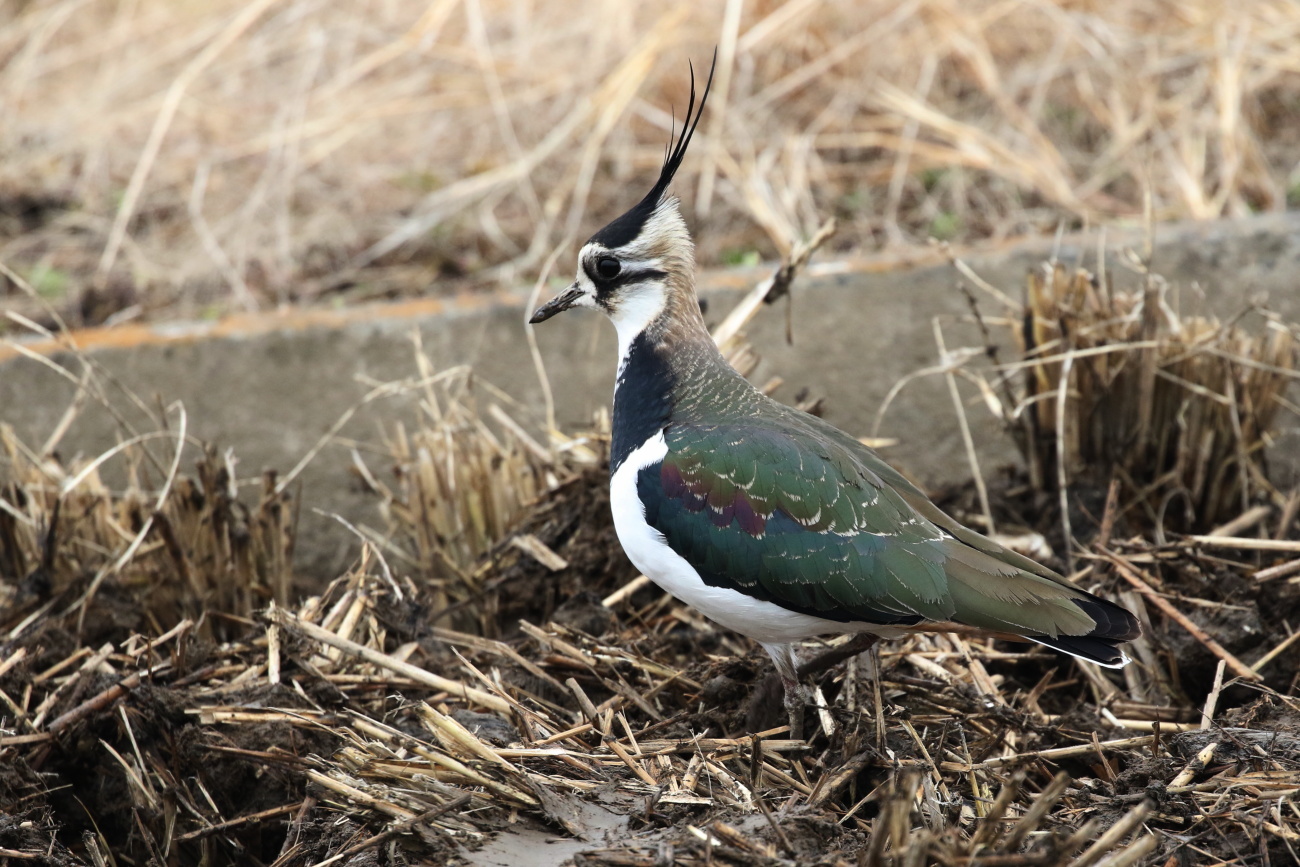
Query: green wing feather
639,407,1128,643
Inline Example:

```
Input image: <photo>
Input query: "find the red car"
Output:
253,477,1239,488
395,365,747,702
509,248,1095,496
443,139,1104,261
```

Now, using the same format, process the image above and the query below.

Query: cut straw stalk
1185,536,1300,552
939,735,1157,772
1099,712,1200,733
1255,558,1300,582
174,801,306,843
602,574,653,607
1065,802,1153,867
1250,629,1300,673
268,608,509,713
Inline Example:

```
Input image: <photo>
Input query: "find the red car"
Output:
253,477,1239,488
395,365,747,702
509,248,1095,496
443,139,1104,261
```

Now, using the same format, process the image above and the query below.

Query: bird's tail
1022,594,1141,668
941,540,1142,667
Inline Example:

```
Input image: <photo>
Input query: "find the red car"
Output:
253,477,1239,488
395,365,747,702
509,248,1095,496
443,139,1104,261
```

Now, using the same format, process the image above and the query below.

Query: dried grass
1,429,295,643
3,1,1300,322
361,364,600,633
952,257,1299,534
5,542,1299,864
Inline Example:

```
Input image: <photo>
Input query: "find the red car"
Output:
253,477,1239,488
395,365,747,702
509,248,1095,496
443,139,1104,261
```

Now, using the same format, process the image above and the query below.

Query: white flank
609,431,905,645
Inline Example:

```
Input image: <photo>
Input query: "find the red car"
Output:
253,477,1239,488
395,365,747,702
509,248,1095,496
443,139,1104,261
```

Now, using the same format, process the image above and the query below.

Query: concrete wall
2,214,1297,578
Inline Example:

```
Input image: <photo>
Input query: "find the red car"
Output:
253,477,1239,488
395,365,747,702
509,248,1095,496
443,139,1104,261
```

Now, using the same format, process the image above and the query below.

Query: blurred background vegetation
1,0,1298,328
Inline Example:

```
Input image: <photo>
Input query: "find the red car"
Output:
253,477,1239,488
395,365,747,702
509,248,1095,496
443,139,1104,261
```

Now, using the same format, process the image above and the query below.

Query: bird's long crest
589,52,717,249
647,51,717,208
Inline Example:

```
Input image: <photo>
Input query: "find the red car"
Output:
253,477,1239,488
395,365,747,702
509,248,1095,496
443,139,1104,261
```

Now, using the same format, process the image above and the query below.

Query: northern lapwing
529,60,1141,738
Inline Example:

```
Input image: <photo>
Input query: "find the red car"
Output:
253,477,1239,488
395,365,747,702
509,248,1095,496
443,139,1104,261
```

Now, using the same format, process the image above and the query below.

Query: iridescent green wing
639,414,1117,642
638,419,955,625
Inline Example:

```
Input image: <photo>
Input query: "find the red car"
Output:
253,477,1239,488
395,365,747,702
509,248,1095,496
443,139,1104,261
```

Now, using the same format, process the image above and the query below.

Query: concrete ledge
3,213,1298,577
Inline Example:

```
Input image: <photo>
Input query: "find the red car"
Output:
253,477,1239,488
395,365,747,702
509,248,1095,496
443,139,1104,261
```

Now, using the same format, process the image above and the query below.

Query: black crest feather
589,51,717,250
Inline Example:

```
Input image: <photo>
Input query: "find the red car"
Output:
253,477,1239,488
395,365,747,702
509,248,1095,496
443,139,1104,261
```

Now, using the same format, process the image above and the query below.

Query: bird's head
529,57,715,346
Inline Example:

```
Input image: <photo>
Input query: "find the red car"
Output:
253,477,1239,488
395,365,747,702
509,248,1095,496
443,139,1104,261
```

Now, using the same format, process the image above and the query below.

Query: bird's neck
609,286,761,474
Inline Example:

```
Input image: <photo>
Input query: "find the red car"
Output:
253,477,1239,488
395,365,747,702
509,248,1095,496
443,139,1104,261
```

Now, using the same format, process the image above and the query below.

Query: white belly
609,431,901,645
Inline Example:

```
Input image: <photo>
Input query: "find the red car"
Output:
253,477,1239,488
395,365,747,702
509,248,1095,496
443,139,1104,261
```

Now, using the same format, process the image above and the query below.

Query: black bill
528,283,584,324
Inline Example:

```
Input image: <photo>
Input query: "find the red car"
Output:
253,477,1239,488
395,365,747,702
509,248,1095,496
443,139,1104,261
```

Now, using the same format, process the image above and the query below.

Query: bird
528,59,1141,738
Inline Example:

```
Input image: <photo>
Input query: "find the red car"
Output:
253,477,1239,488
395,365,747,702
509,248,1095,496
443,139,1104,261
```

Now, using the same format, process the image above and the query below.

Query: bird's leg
781,674,806,740
756,637,882,739
780,634,882,740
760,642,806,740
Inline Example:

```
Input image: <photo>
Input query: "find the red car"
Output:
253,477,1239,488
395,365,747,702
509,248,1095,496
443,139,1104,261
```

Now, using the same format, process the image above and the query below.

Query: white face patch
574,242,669,367
608,282,668,359
576,201,696,358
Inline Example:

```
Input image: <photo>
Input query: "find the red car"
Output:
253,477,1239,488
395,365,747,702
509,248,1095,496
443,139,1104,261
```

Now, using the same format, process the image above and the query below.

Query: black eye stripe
583,261,667,291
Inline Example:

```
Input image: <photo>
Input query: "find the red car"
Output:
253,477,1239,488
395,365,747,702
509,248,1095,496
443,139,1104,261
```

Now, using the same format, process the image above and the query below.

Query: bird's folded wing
637,420,957,625
637,419,1126,641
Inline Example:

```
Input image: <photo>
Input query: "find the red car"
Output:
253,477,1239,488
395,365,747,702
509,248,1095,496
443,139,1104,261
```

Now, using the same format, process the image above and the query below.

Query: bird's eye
596,257,621,280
